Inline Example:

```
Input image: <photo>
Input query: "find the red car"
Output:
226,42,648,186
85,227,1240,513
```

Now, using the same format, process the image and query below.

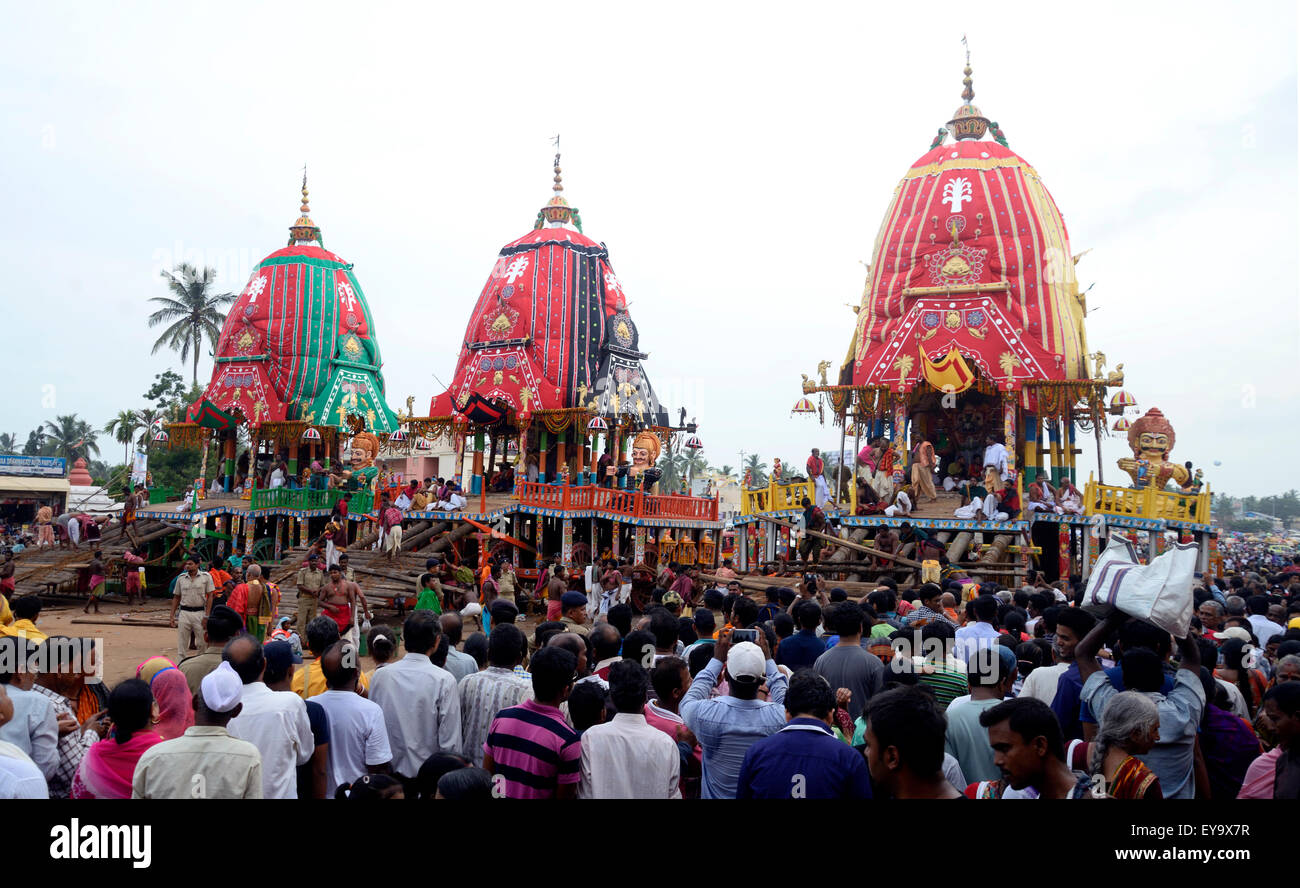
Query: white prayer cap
200,661,242,713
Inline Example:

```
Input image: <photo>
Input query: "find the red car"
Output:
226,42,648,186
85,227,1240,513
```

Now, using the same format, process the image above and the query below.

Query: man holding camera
680,628,787,799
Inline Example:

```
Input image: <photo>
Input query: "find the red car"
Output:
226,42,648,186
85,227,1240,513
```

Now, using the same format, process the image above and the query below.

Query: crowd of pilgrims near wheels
2,539,1299,799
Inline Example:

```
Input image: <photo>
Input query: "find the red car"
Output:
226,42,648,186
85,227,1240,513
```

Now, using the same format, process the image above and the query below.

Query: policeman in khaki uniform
295,553,326,630
169,556,215,659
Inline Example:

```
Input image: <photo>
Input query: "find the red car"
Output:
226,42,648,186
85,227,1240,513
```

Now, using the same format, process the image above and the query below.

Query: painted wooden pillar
1066,421,1078,485
274,517,283,562
223,432,236,492
562,517,575,566
471,430,485,496
1002,393,1017,478
611,519,620,559
634,525,646,565
1047,421,1062,486
538,430,550,484
1058,524,1070,580
244,511,256,556
511,516,522,567
1024,413,1039,483
892,395,908,466
851,407,862,514
556,430,567,485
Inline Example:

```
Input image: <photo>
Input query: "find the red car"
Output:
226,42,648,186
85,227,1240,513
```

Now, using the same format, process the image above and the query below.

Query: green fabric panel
258,254,351,271
306,367,397,432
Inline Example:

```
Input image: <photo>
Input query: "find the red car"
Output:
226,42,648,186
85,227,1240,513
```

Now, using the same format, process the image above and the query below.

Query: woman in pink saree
70,679,163,799
149,667,195,740
135,656,194,739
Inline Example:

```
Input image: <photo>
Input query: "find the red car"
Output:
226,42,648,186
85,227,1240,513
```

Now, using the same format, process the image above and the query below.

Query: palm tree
675,450,709,490
134,408,161,448
0,433,16,455
712,464,736,480
22,429,45,455
104,410,141,468
42,414,100,462
743,453,768,487
657,453,681,490
148,263,236,384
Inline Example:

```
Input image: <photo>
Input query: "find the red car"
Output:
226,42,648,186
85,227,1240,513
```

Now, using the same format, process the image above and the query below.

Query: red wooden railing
513,481,717,521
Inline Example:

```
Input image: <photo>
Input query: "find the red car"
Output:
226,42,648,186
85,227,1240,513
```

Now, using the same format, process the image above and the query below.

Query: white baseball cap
726,641,766,682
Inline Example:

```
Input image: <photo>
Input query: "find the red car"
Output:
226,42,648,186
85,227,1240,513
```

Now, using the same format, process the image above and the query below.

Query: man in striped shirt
458,624,533,767
914,622,969,710
482,646,581,799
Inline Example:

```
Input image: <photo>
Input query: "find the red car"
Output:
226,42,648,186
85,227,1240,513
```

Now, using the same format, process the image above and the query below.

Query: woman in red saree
71,679,163,799
1076,690,1163,799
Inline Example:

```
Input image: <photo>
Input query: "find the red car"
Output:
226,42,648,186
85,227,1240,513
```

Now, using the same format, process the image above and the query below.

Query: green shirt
415,588,442,614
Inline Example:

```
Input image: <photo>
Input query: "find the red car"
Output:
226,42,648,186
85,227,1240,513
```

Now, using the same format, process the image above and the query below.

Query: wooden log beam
398,521,446,551
947,531,973,563
752,515,922,568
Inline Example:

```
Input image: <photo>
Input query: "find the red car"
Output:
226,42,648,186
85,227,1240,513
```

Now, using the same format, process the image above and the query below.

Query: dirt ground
36,598,539,687
36,600,382,686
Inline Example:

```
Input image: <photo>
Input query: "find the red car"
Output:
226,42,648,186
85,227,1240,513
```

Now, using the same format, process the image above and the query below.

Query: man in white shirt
0,683,47,798
954,595,1002,665
1246,595,1283,649
370,612,461,779
0,637,58,782
981,434,1009,493
225,637,314,799
312,640,392,796
132,661,263,799
579,660,680,799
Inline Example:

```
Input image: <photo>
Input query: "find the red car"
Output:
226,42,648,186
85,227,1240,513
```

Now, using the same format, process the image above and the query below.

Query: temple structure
141,179,404,565
402,150,719,570
176,175,398,492
738,56,1215,584
427,149,669,489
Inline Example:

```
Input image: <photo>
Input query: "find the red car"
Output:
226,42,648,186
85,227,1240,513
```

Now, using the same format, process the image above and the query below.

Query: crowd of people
3,542,1299,800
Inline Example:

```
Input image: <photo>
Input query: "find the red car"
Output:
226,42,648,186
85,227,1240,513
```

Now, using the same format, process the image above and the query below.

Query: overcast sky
1,1,1296,497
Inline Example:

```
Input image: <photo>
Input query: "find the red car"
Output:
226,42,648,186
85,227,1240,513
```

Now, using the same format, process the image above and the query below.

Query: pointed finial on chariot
947,37,990,141
961,35,974,103
289,163,323,247
537,134,581,231
552,134,564,194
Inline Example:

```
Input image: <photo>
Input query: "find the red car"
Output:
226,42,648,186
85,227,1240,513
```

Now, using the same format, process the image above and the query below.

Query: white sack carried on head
1083,535,1197,637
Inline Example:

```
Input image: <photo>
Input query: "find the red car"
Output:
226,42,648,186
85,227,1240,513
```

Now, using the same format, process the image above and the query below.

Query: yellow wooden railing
1084,475,1211,524
741,479,815,516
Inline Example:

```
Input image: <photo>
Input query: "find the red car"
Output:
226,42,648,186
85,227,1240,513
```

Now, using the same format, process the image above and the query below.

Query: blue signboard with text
0,455,67,477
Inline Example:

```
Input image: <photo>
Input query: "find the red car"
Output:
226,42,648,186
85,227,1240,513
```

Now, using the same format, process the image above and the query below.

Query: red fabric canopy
429,224,668,426
847,139,1087,388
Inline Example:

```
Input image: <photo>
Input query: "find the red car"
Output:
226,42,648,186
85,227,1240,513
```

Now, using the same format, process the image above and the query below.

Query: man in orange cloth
911,439,938,503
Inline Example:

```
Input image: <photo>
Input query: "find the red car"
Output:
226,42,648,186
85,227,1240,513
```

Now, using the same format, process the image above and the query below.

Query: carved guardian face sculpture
350,432,380,470
629,431,661,476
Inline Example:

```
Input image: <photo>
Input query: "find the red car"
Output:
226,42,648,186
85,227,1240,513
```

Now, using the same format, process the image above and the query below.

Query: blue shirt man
738,717,873,799
681,636,788,799
777,602,824,670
